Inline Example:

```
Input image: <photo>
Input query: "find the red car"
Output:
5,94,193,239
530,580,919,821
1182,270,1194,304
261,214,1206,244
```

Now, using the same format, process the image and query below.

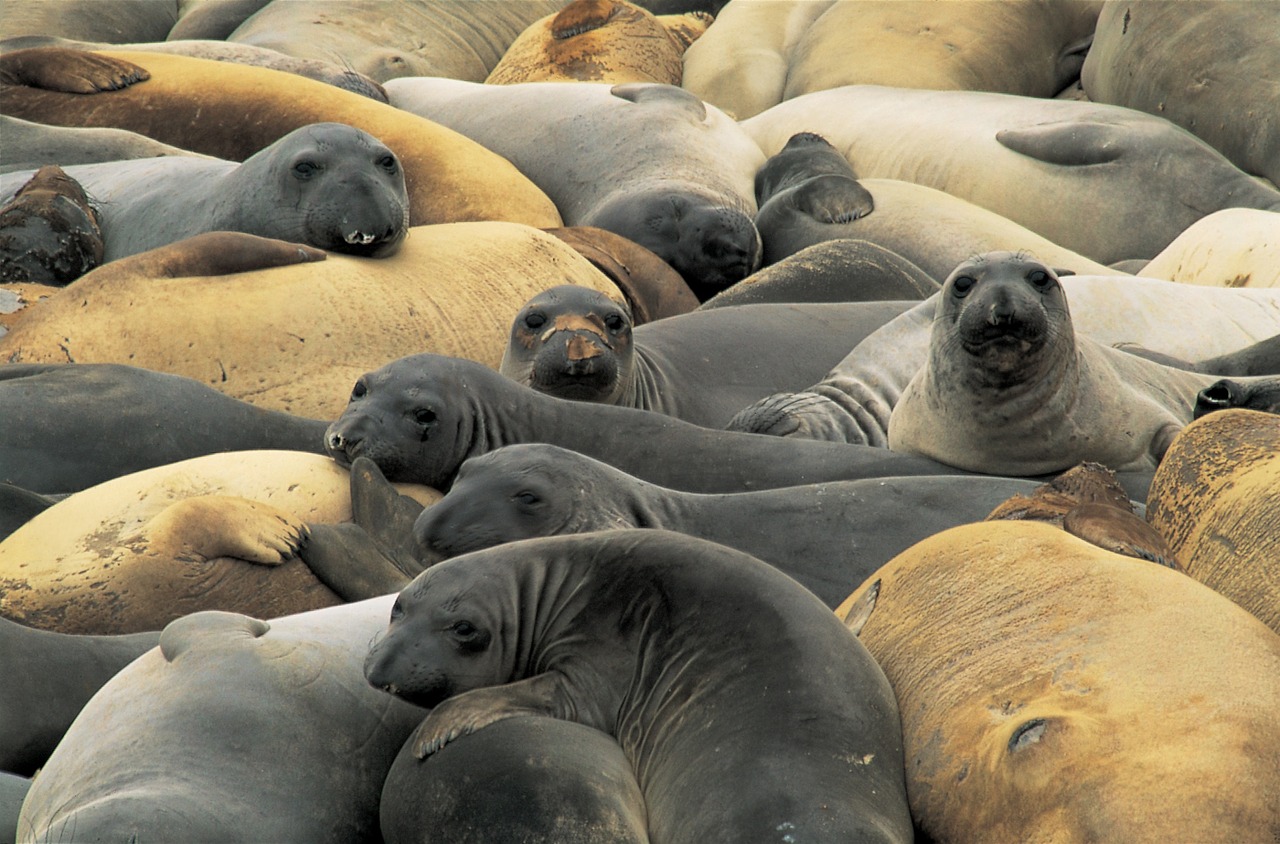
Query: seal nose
988,290,1017,326
565,333,603,362
1194,379,1244,419
327,430,346,451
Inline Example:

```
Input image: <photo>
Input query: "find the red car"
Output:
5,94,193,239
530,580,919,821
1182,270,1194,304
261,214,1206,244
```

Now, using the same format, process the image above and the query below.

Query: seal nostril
327,432,345,450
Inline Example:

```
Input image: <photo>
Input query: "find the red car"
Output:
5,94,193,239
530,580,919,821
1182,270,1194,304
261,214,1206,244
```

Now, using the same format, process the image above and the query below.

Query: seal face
0,164,102,284
499,284,633,403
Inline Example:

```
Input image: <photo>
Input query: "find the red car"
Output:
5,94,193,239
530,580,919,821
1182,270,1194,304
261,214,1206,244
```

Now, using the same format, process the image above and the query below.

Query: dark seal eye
377,154,397,172
413,408,437,425
604,314,626,332
451,620,476,636
951,275,977,297
1008,718,1049,753
1027,270,1054,291
524,312,547,330
450,619,490,652
293,160,318,180
514,491,540,506
351,379,368,400
389,600,404,622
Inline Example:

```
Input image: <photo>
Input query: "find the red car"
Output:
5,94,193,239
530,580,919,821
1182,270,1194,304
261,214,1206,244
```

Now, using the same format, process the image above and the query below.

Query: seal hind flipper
842,578,880,636
412,672,567,758
0,47,149,93
996,122,1128,167
790,174,874,224
551,0,619,40
140,495,307,565
609,82,707,122
349,456,428,570
298,523,413,601
159,611,270,662
1061,502,1181,569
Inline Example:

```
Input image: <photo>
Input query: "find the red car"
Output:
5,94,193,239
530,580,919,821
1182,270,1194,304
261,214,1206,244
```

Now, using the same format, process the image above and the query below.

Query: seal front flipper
349,456,429,573
789,174,874,224
122,232,327,280
0,47,149,93
609,82,707,122
1061,503,1180,569
412,672,569,759
140,495,308,566
996,122,1128,167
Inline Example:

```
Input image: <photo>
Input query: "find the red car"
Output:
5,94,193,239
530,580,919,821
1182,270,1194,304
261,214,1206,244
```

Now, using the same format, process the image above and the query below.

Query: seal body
0,122,410,261
835,521,1280,843
1139,208,1280,289
364,530,914,844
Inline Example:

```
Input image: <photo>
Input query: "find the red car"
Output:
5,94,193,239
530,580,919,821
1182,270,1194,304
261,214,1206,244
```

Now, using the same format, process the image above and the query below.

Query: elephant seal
1082,0,1280,185
0,122,410,261
400,443,1040,607
487,0,708,86
379,715,648,844
1194,377,1280,418
0,617,159,775
834,520,1280,843
0,482,53,540
698,239,939,307
1146,408,1280,634
500,284,913,424
168,0,272,40
0,362,329,495
741,85,1280,264
731,271,1280,447
16,598,427,843
385,78,765,296
0,114,210,174
0,450,439,634
323,352,964,493
887,253,1217,473
0,164,102,283
1139,208,1280,289
0,0,177,43
683,0,1099,119
0,48,563,228
1118,333,1280,378
364,530,914,843
753,133,1120,278
0,225,620,420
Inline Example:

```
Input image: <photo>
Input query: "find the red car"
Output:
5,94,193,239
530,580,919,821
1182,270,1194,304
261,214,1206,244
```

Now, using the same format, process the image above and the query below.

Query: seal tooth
345,231,377,245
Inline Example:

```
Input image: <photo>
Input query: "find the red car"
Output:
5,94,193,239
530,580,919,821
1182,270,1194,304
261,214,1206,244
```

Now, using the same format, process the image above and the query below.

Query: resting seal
0,164,102,283
1138,208,1280,289
500,284,913,424
364,530,914,843
835,521,1280,842
323,352,962,493
0,122,410,261
887,253,1216,473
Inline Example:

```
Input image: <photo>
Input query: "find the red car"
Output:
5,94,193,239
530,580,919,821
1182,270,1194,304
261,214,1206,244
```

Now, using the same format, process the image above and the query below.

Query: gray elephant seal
887,252,1208,473
0,114,209,173
364,529,914,844
1194,378,1280,419
0,122,409,261
499,283,914,425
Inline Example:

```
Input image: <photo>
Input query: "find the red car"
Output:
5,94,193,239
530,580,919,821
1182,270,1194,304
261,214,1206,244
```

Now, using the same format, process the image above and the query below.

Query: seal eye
514,491,540,506
951,275,977,298
524,312,547,330
377,154,397,172
451,621,476,637
1008,718,1049,753
293,161,318,180
413,408,437,425
604,314,625,332
390,600,404,622
1027,270,1054,291
351,380,368,400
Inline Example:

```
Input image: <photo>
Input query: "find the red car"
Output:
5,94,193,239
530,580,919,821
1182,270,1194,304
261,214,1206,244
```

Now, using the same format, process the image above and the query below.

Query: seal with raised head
500,283,914,425
0,122,410,261
323,352,962,494
887,252,1222,474
0,164,102,283
364,529,914,844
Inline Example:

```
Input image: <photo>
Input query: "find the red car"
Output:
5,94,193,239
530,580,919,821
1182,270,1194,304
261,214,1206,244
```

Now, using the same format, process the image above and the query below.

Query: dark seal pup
0,164,102,284
364,529,914,844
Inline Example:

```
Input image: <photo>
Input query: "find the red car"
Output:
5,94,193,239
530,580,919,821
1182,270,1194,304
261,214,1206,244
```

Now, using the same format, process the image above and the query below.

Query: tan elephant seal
0,48,562,228
833,520,1280,843
1139,209,1280,289
487,0,709,86
0,450,440,635
0,225,621,419
887,253,1226,473
682,0,1100,120
1145,408,1280,635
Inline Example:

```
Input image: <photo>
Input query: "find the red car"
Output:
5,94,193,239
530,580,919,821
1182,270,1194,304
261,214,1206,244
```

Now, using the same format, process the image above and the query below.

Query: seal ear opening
841,578,880,637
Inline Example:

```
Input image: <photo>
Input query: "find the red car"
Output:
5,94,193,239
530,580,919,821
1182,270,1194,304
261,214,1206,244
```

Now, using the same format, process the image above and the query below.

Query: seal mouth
960,321,1045,354
344,231,379,246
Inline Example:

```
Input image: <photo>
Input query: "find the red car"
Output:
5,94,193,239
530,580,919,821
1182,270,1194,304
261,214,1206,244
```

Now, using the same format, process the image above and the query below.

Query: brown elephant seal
379,715,648,844
16,598,427,843
499,284,913,425
385,78,764,297
0,48,563,228
1146,408,1280,634
0,225,619,420
487,0,708,86
741,85,1280,264
323,351,963,493
887,253,1214,473
0,164,102,283
984,461,1176,567
0,617,159,775
0,122,411,261
1082,1,1280,185
0,450,439,634
364,530,914,843
834,520,1280,843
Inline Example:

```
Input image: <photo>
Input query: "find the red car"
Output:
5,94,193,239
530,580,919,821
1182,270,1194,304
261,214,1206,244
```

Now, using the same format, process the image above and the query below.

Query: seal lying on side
401,443,1041,607
323,352,962,493
16,598,427,844
835,520,1280,843
0,114,209,173
0,122,410,261
1118,333,1280,378
499,284,914,425
364,530,914,844
0,164,102,283
887,253,1228,473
